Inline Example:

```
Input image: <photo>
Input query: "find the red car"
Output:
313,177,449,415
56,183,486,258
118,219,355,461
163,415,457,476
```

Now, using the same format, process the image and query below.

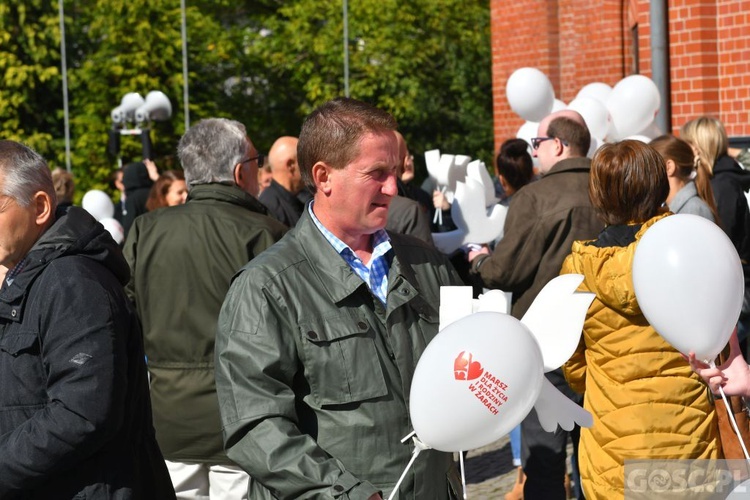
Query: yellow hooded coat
561,214,720,499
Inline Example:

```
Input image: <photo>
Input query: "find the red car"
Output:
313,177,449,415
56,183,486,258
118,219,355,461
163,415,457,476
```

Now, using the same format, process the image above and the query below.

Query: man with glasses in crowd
468,109,603,500
124,118,287,499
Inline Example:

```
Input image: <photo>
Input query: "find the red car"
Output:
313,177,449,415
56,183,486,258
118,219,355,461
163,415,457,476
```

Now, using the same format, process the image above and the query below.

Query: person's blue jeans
510,424,522,467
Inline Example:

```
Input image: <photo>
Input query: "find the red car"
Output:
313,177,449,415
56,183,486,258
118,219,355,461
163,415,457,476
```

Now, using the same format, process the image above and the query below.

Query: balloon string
387,434,430,500
459,450,468,499
432,186,445,227
711,360,750,461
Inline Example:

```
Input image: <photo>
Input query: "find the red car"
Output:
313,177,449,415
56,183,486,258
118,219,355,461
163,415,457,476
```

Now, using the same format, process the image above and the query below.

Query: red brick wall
491,0,750,149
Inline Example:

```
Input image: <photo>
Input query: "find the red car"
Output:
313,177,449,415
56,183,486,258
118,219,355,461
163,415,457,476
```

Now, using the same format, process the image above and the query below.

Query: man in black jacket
0,140,174,499
259,135,306,227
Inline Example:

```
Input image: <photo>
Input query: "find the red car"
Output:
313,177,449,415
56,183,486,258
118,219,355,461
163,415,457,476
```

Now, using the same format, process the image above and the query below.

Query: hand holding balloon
688,328,750,397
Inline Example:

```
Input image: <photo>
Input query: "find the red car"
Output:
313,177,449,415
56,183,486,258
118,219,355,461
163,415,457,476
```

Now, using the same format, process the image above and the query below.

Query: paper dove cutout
466,159,499,207
432,177,508,254
535,377,593,432
437,275,595,434
521,274,596,371
424,149,471,203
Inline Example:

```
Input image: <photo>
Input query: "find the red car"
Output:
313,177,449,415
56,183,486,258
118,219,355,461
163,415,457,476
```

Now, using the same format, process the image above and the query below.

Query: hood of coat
19,206,130,287
565,214,668,317
714,155,750,192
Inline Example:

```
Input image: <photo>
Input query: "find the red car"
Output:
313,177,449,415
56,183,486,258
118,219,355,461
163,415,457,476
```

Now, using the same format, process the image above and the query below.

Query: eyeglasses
531,137,554,150
530,137,569,150
241,153,265,168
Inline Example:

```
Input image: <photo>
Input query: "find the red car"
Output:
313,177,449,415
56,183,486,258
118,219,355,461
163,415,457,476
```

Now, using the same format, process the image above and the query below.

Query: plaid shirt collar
308,202,392,305
4,256,29,287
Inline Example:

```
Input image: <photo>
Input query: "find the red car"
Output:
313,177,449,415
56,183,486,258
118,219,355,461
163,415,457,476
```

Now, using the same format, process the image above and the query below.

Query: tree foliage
0,0,492,196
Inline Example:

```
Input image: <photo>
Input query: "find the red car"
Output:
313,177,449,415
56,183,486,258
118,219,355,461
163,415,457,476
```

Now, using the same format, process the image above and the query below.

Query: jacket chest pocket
299,314,388,407
0,331,46,402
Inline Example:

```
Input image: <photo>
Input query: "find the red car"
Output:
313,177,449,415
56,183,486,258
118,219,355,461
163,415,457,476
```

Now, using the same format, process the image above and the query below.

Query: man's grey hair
0,140,56,210
177,118,249,187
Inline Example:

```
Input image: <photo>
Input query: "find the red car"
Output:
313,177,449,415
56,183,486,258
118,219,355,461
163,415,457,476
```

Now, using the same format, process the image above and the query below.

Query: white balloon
632,214,743,361
82,190,115,221
410,312,544,452
516,120,539,148
568,96,610,141
575,82,613,104
99,217,124,244
551,99,567,113
506,68,555,122
606,75,661,140
635,120,663,139
624,135,651,143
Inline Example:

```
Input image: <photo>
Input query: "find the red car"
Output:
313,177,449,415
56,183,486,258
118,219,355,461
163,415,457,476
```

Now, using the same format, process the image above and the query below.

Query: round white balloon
410,312,545,452
99,217,124,245
506,68,555,123
575,82,613,104
606,75,661,140
568,96,610,141
82,190,115,221
516,120,540,148
632,214,743,361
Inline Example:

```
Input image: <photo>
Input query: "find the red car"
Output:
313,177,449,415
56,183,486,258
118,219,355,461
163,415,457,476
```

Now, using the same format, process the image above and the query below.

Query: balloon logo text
454,351,484,380
454,351,510,416
468,368,509,416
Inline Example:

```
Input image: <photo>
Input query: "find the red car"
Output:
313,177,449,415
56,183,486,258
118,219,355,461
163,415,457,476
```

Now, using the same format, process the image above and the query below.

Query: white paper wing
424,149,442,185
474,289,512,315
466,160,499,207
521,274,595,372
438,286,474,331
534,377,593,432
437,153,455,189
450,179,505,246
431,229,467,255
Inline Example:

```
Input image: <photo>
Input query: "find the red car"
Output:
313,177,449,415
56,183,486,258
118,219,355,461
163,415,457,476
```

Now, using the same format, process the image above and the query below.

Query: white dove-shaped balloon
432,176,508,254
409,274,595,452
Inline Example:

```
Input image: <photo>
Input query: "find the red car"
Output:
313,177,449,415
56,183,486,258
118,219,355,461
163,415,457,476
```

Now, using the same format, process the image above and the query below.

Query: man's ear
233,162,244,186
555,137,566,156
33,191,53,227
311,162,332,194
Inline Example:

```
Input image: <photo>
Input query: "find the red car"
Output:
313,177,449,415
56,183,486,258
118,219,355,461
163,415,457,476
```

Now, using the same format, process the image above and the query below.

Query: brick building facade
490,0,750,150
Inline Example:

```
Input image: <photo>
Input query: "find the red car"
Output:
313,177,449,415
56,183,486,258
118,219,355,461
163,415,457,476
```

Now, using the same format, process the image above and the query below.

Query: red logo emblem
454,351,484,380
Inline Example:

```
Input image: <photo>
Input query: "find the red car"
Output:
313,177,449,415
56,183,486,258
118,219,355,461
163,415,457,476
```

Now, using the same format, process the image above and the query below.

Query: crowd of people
0,95,749,500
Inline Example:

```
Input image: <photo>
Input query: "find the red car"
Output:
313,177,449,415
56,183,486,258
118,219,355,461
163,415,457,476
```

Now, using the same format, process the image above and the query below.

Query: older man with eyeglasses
123,118,288,499
468,109,603,500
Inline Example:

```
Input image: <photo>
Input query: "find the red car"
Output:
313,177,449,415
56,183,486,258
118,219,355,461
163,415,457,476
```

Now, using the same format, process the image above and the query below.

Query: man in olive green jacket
216,98,464,499
124,118,287,498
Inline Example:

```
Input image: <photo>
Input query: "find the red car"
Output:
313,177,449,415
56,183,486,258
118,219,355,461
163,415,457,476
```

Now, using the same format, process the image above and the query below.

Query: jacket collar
668,181,699,214
186,183,269,215
0,206,127,321
293,209,416,307
544,156,592,177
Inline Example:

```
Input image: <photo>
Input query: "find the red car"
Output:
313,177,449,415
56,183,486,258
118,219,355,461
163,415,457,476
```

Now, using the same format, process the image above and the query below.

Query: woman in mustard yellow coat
561,140,720,499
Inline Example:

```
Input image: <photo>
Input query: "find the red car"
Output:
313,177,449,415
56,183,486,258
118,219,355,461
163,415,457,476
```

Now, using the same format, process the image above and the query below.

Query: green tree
247,0,494,180
1,0,492,196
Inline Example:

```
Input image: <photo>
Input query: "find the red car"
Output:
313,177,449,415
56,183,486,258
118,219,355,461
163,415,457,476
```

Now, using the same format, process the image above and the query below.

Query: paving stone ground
458,434,579,499
460,434,517,498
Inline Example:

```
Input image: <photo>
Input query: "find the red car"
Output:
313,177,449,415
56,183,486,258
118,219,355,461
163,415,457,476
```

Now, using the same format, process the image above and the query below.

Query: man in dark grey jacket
469,110,603,500
0,140,174,499
124,119,287,499
216,98,464,499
